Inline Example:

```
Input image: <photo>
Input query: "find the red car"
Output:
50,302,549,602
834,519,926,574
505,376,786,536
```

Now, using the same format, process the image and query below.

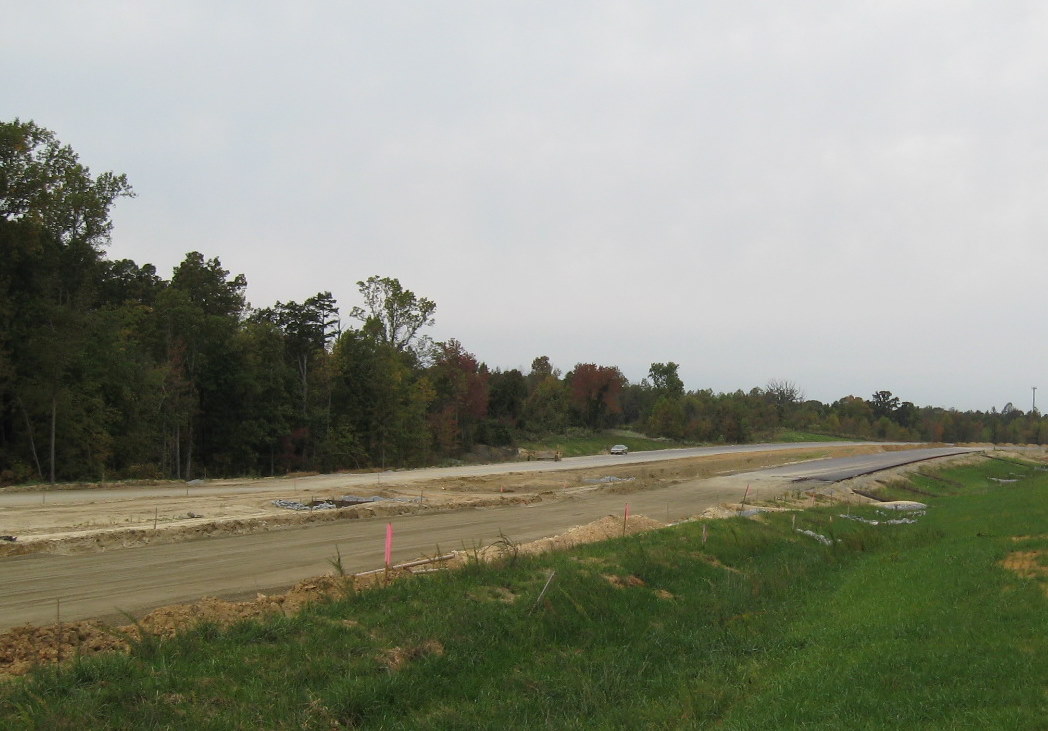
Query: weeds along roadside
1,455,1046,728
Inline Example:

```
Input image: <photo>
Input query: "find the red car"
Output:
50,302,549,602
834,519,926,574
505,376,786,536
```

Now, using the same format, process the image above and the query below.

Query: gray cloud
8,1,1048,410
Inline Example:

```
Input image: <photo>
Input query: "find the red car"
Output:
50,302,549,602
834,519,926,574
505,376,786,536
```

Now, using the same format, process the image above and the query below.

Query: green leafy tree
252,292,338,418
715,391,753,443
349,276,435,357
832,396,874,437
249,294,342,472
97,259,164,308
475,368,527,445
649,362,685,398
1,119,133,248
635,362,686,434
488,369,526,423
648,395,685,439
233,318,297,475
522,374,569,435
870,390,901,420
330,330,432,468
156,252,248,478
1,119,133,482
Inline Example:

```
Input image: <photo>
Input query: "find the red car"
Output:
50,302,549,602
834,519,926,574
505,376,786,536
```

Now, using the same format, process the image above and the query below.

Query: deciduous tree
349,276,435,357
1,119,133,482
567,363,626,430
649,362,684,398
253,292,338,417
870,390,901,420
428,339,490,453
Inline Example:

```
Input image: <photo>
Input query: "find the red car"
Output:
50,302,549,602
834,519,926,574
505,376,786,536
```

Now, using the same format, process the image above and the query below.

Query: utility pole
1033,386,1038,414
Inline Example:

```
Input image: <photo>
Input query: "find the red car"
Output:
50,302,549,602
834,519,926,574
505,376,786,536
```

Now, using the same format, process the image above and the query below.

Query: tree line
1,120,1043,484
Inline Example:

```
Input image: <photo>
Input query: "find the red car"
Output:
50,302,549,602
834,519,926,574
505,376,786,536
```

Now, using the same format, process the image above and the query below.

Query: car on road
609,444,629,455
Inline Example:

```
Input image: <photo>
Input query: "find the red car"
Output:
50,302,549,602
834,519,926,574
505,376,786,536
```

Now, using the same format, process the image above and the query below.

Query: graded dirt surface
0,443,913,557
0,442,1009,677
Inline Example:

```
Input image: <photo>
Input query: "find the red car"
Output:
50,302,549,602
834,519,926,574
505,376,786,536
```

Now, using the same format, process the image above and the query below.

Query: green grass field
520,429,860,458
2,456,1046,728
765,429,862,443
518,430,680,457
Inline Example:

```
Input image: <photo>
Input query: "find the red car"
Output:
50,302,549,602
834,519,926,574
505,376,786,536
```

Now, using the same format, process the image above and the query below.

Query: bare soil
0,445,886,558
1001,548,1048,598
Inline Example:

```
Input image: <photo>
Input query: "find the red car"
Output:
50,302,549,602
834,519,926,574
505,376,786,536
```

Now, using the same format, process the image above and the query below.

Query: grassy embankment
519,428,856,458
2,455,1045,728
518,430,678,457
766,429,863,443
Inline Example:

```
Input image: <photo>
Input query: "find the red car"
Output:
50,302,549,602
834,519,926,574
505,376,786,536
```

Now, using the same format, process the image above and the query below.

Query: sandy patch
1000,550,1048,600
1001,550,1048,579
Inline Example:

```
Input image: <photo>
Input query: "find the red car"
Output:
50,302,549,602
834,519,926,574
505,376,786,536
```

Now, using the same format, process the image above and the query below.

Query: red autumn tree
427,339,490,452
567,363,626,429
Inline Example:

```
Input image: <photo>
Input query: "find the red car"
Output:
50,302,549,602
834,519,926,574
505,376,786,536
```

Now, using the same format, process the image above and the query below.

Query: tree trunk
49,394,56,485
185,420,193,480
17,397,44,480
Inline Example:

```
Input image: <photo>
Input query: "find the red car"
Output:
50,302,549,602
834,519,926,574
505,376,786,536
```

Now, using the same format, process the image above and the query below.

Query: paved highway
0,444,978,630
739,446,977,482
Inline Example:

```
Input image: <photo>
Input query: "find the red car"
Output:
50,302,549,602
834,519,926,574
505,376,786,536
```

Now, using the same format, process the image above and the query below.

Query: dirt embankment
0,513,666,677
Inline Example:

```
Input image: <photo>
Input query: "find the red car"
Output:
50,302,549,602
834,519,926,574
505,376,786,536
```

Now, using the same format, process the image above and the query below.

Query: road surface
0,444,977,631
737,446,978,483
0,441,886,507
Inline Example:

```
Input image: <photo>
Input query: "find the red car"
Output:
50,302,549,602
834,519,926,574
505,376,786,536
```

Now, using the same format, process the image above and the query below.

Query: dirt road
0,441,872,506
0,444,980,631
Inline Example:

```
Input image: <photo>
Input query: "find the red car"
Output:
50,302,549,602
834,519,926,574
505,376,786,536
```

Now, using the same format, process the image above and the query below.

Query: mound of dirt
0,573,352,677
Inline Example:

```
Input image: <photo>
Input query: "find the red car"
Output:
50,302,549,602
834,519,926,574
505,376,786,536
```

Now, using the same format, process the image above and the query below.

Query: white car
610,444,629,455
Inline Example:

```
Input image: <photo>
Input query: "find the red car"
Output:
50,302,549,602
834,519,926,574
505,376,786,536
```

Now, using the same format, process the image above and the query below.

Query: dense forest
2,120,1044,484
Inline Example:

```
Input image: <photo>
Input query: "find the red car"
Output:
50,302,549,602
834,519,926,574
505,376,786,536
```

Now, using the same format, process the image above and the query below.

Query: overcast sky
7,2,1048,412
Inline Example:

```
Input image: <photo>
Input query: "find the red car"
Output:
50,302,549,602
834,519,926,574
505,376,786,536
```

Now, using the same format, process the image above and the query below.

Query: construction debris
877,500,928,511
272,496,389,511
839,514,919,526
796,528,834,545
